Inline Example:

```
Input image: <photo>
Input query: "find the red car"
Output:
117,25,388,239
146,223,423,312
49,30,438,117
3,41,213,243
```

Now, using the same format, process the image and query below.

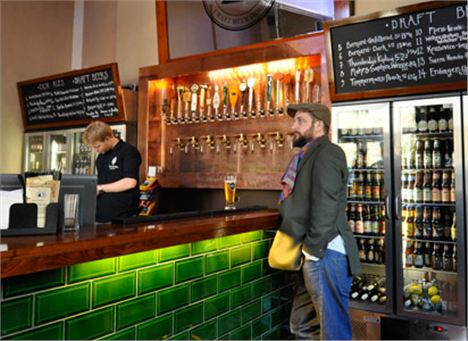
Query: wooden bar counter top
0,210,279,279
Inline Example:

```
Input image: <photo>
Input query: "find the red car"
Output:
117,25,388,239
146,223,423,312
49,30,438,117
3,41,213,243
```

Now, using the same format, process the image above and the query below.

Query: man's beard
292,134,308,148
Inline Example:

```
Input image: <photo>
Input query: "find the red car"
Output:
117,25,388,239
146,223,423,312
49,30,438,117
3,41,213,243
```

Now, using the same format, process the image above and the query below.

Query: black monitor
0,174,23,191
59,175,97,227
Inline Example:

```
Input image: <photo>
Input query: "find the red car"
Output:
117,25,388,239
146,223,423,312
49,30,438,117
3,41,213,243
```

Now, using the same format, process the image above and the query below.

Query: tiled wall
1,229,293,340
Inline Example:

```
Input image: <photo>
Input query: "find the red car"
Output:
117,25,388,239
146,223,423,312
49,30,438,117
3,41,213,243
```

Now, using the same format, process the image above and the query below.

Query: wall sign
18,63,125,131
325,1,467,101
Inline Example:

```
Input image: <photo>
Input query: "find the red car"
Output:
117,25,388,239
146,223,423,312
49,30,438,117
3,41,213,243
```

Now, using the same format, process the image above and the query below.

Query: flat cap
287,103,331,127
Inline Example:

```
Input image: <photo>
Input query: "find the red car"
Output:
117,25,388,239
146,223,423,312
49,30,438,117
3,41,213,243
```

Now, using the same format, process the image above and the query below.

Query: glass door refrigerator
332,102,394,315
24,132,46,172
393,95,466,327
332,93,466,334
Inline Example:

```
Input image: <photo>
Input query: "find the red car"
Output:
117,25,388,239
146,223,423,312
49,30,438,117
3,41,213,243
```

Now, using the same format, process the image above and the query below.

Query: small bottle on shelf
417,106,428,133
442,245,453,271
423,140,432,169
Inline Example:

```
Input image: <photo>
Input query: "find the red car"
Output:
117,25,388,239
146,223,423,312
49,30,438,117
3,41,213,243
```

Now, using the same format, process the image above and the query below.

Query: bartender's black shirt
95,140,141,222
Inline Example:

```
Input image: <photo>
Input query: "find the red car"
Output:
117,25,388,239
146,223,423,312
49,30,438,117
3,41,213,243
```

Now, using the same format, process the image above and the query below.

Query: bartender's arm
97,178,137,194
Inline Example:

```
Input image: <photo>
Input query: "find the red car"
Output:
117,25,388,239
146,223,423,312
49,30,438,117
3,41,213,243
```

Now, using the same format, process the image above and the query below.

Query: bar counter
1,209,280,279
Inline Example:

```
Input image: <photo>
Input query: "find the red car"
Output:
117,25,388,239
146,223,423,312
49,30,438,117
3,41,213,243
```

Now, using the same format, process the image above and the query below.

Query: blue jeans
290,249,353,340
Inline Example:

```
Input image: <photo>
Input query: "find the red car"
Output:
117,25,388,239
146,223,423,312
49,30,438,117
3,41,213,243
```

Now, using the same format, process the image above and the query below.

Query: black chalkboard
18,63,124,130
326,2,467,100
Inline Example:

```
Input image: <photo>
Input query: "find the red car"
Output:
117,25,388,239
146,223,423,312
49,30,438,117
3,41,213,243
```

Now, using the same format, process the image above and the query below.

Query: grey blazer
279,136,361,275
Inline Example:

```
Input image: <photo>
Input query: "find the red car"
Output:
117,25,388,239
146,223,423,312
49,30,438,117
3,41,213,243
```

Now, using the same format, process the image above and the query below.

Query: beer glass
224,175,237,210
63,193,80,232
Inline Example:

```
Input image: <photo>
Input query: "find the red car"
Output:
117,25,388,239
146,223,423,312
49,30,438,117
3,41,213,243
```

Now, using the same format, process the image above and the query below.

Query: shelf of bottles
400,103,458,317
27,135,45,172
72,132,93,175
49,134,69,173
334,104,388,310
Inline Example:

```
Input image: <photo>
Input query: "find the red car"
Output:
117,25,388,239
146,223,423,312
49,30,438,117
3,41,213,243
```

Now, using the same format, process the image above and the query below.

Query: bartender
83,121,141,223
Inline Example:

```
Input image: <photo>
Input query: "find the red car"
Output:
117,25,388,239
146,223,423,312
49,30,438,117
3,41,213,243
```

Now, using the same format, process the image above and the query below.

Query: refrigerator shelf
349,300,388,313
348,200,385,205
403,266,457,275
338,134,383,141
401,202,455,207
404,237,456,245
401,168,454,172
349,168,384,172
402,131,453,139
354,234,385,239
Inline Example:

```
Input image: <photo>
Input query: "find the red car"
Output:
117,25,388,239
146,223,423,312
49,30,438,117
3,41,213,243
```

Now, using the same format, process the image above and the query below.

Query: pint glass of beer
224,175,237,210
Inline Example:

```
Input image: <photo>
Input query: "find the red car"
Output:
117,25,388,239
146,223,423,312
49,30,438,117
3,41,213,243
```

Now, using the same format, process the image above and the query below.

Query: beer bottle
379,206,386,235
413,171,423,202
348,204,356,233
356,141,365,169
413,242,424,268
379,171,385,200
371,205,380,236
405,241,414,267
438,106,448,132
408,173,415,202
450,211,456,242
441,171,451,203
422,171,432,203
432,139,442,169
373,238,382,264
423,140,432,169
442,244,453,271
417,106,428,133
415,140,424,169
355,204,364,234
365,172,372,201
414,205,424,239
372,172,380,201
447,106,453,131
443,140,453,168
403,206,415,238
442,208,452,241
427,106,438,133
378,238,385,263
364,205,372,235
401,173,409,202
432,207,443,241
424,242,433,268
432,244,443,270
452,245,457,272
367,238,375,263
432,171,442,203
423,206,433,240
358,238,366,262
349,174,357,199
450,171,456,203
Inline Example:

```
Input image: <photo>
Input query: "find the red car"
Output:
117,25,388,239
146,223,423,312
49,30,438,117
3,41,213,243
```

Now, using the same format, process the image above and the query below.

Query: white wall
354,0,430,16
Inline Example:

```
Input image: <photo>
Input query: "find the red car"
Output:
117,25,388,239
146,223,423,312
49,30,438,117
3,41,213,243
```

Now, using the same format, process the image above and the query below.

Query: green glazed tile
271,272,285,290
191,275,217,302
263,230,276,239
66,306,114,340
69,258,116,283
262,291,281,313
251,277,273,298
241,260,262,284
252,315,271,338
240,230,263,243
138,263,174,294
3,269,65,298
204,292,229,320
252,240,270,260
218,309,241,336
159,244,190,262
158,284,189,314
118,250,156,272
191,239,218,255
262,259,276,276
137,314,172,340
175,257,203,283
271,305,290,325
229,324,251,340
241,299,261,323
218,268,241,292
36,283,90,324
116,294,155,329
230,285,252,308
174,303,203,333
10,322,63,340
93,272,135,308
170,331,189,340
231,245,251,267
100,327,135,340
218,234,241,248
1,296,33,335
263,326,281,340
205,251,229,274
191,320,217,340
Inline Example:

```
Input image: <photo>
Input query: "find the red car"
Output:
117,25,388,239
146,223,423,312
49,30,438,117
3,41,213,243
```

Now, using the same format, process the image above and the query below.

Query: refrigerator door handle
385,195,391,220
394,194,401,221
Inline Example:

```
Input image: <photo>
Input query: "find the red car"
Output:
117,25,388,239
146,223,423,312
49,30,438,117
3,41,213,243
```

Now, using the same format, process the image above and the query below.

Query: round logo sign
203,0,275,31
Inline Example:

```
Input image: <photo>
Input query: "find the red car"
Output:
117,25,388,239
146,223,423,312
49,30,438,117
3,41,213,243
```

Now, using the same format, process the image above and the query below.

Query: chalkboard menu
18,63,125,130
325,1,467,101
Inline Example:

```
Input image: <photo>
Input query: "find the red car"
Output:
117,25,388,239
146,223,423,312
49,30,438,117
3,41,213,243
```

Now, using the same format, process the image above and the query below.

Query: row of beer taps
159,64,320,125
169,131,295,155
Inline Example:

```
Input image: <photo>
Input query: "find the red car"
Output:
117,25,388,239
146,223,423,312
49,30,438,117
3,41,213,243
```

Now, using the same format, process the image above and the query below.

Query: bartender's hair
83,121,115,145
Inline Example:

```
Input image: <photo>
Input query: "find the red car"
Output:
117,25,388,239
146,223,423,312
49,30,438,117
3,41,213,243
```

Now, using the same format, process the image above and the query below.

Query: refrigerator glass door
47,132,70,173
24,133,46,172
393,96,464,325
71,129,95,175
332,102,392,313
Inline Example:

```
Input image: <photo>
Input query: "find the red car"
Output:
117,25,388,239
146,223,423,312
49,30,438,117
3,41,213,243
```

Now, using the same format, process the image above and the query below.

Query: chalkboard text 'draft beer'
18,63,125,131
325,2,467,101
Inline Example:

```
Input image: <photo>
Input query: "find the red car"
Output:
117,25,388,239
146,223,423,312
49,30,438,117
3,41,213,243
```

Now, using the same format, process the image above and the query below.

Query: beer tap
189,136,199,151
176,85,184,124
213,85,222,121
273,72,284,115
274,131,284,148
190,83,199,123
222,83,229,120
282,72,291,113
294,69,301,104
199,84,208,122
175,137,186,152
303,67,313,103
229,83,239,120
220,134,232,149
162,98,169,125
204,135,216,150
312,83,321,103
183,87,192,123
255,132,267,149
239,81,247,119
206,85,215,122
238,133,249,149
255,77,263,118
247,76,255,118
266,74,273,117
170,92,177,125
